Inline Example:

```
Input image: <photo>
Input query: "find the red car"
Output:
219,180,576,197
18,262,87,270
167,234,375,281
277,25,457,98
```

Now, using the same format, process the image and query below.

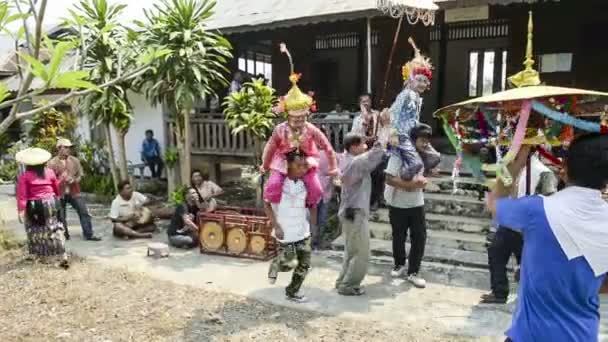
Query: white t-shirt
109,191,147,219
271,178,310,243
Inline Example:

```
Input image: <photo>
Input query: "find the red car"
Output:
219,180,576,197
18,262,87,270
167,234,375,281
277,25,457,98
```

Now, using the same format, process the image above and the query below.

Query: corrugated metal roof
437,0,559,7
207,0,439,33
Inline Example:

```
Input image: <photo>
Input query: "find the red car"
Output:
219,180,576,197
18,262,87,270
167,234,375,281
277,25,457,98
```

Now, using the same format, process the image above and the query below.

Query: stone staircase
330,176,505,289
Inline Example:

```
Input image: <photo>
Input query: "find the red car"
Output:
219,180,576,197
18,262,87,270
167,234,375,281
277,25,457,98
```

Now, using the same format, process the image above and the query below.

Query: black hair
26,164,46,178
358,93,372,103
343,133,364,153
286,149,307,164
145,129,154,135
565,133,608,190
410,123,433,142
190,169,206,202
117,180,131,192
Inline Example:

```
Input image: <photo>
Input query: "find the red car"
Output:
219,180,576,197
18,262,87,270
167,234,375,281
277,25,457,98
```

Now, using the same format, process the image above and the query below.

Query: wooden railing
165,113,356,160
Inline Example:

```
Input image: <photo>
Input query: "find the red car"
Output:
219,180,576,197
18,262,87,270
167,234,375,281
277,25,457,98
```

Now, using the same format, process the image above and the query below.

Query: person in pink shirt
16,147,69,268
261,43,338,208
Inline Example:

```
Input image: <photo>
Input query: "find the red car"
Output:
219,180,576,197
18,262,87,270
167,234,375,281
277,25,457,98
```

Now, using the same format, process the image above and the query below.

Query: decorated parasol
434,11,608,190
376,0,439,106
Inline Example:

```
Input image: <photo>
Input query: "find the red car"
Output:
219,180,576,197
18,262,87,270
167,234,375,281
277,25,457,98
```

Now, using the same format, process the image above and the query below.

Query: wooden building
207,0,608,134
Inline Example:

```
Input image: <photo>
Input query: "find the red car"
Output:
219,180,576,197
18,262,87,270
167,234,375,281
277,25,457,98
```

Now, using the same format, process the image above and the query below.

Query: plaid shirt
47,155,83,196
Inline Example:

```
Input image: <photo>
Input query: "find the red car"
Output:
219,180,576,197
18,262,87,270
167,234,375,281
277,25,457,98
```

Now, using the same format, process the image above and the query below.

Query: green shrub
169,185,188,205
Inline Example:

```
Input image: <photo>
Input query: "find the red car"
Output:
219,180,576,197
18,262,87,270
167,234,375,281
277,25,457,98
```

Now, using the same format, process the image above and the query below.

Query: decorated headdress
401,37,433,82
278,43,315,113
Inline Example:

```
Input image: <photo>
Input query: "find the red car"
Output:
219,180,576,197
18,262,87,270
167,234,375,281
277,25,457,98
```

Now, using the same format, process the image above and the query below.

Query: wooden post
380,16,404,107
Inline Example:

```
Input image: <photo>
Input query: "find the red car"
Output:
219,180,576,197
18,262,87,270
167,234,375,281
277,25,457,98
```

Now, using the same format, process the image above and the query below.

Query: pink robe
262,122,337,207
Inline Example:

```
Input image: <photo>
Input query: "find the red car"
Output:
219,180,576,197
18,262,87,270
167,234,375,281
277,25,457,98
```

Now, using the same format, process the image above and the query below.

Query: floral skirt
24,197,66,257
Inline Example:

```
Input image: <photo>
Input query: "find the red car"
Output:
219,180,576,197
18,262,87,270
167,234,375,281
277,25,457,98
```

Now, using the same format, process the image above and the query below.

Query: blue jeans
312,200,328,248
61,195,94,239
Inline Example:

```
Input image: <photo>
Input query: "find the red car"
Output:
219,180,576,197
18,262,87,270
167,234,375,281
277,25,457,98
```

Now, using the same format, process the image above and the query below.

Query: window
237,51,272,86
468,52,479,97
468,49,508,97
539,53,572,73
482,51,495,96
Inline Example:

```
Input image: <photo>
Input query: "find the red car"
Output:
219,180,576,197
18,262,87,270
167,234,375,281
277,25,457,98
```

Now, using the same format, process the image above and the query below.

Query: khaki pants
335,209,370,291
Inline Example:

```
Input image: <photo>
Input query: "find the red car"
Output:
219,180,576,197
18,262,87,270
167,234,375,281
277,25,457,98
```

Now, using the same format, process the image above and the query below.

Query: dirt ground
0,250,478,342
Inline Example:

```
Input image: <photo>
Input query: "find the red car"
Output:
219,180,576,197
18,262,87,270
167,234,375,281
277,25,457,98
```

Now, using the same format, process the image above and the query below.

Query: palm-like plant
68,0,137,189
137,0,232,184
223,79,277,166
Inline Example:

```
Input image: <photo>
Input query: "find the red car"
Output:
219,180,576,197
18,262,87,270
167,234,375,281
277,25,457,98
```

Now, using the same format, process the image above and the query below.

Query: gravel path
0,250,477,342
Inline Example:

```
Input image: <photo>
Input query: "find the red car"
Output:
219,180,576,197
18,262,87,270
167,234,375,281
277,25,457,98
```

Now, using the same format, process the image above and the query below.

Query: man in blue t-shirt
141,129,163,179
488,133,608,342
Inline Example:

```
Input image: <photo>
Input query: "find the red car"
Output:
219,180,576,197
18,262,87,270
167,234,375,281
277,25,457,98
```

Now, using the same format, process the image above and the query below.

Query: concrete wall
110,92,165,176
73,92,165,177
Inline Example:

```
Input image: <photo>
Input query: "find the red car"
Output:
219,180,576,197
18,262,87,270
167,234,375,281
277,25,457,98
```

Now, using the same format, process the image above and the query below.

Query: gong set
198,207,278,261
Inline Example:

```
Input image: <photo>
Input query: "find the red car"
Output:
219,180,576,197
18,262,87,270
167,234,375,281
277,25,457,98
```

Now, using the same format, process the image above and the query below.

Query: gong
226,228,247,254
249,235,266,255
200,222,224,251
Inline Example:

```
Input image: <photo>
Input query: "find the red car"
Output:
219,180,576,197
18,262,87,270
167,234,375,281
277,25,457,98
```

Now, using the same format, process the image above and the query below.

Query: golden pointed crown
508,11,541,88
279,43,313,112
402,37,433,81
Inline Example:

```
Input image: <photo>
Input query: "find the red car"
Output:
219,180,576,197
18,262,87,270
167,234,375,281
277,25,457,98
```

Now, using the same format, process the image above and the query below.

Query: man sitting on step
481,152,557,304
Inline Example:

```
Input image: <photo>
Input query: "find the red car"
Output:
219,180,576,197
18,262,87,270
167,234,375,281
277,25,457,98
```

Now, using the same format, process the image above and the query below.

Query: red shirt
16,168,59,212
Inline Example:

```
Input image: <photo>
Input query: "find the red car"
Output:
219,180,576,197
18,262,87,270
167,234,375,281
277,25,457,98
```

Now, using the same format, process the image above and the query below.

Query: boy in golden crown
387,38,441,180
260,43,338,209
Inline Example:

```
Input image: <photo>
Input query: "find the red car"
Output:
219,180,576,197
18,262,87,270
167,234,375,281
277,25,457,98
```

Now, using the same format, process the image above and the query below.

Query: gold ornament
200,222,224,251
226,228,247,254
279,43,313,112
508,12,541,88
249,235,266,255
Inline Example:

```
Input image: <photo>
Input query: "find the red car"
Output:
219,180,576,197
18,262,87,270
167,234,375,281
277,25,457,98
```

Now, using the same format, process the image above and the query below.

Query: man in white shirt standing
265,149,317,303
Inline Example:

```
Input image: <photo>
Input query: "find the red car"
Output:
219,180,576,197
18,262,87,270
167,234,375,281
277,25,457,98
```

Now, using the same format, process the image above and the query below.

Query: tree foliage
137,0,232,113
223,79,277,142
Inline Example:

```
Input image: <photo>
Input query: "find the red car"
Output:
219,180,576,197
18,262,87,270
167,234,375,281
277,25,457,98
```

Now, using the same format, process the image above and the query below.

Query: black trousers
388,206,427,275
370,155,388,207
145,156,164,178
488,228,523,299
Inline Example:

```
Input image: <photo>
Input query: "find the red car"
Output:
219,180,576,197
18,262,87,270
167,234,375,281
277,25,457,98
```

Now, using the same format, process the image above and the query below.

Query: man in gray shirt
335,133,386,296
384,124,434,288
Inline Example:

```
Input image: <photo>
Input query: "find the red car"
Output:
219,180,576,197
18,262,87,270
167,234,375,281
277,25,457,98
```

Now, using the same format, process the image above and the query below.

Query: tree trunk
179,108,192,184
174,121,185,186
104,123,119,193
253,137,264,208
117,130,129,181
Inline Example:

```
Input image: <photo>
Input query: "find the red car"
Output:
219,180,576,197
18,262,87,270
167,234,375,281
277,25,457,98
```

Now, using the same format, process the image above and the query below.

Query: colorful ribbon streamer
531,100,600,132
497,100,532,186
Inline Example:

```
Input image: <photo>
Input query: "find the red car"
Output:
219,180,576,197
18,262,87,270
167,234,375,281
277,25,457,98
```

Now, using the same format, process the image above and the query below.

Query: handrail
166,112,357,158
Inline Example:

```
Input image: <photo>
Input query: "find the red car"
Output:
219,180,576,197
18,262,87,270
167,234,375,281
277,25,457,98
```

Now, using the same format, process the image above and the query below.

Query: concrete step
323,250,495,291
331,236,514,272
373,209,491,234
369,221,488,253
424,192,490,219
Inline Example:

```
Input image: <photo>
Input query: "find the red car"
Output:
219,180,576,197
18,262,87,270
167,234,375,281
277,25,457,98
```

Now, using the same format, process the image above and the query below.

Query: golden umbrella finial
508,11,541,88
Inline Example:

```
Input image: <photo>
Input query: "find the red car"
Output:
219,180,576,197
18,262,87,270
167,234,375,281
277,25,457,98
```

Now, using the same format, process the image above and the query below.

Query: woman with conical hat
260,43,338,209
15,147,69,268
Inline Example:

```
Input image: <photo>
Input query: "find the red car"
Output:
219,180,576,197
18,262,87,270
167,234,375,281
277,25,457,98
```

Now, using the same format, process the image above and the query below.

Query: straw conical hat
15,147,52,166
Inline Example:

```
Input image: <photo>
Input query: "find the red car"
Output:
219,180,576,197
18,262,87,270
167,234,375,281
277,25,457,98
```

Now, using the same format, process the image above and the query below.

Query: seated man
110,180,156,239
167,188,201,249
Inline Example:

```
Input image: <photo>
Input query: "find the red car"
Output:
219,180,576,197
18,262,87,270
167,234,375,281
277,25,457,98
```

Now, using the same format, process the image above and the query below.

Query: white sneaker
408,273,426,288
390,265,406,278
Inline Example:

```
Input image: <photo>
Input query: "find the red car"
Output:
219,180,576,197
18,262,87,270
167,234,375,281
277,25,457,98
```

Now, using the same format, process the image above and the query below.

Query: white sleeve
109,199,120,219
135,192,148,205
